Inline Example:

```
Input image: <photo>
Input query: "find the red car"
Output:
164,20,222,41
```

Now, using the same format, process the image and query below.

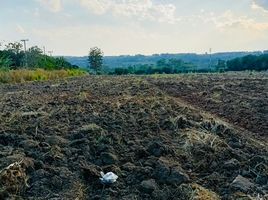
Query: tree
88,47,103,73
55,57,73,69
226,54,268,71
5,42,24,68
5,42,23,54
27,46,43,68
0,41,76,70
156,59,167,68
0,54,13,70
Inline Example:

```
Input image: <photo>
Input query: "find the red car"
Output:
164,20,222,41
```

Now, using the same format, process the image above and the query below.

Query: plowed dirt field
0,73,267,200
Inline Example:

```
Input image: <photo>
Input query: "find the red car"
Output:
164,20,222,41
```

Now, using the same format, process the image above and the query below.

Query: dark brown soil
0,73,267,200
148,73,268,138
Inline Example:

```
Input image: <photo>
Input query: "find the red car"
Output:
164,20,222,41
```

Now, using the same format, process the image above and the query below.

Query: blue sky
1,0,268,56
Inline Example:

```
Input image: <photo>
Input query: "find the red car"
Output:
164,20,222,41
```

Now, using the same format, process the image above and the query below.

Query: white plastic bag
100,171,118,184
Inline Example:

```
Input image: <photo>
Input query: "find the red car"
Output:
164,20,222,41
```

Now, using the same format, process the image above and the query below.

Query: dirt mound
0,74,267,199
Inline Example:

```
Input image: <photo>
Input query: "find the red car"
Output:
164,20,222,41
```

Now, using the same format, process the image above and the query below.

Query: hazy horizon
63,49,268,58
1,0,268,56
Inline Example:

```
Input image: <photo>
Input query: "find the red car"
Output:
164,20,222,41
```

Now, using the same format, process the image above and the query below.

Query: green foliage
55,57,74,69
88,47,103,73
67,52,259,69
5,42,23,54
36,56,75,70
215,59,227,72
3,42,24,68
226,54,268,71
66,69,87,76
112,59,198,75
0,42,76,70
0,55,12,70
114,68,130,75
111,53,268,75
27,46,43,68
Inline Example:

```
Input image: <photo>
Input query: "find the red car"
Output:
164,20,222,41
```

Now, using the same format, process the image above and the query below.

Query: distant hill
65,51,266,69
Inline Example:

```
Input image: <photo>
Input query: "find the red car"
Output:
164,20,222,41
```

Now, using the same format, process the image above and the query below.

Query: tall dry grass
0,69,87,84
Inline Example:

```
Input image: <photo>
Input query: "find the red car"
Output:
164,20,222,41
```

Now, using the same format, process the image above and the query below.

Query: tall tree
5,42,24,68
27,46,43,68
5,42,23,55
88,47,103,73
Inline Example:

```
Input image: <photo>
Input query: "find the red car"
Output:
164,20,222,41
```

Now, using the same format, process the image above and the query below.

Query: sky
0,0,268,56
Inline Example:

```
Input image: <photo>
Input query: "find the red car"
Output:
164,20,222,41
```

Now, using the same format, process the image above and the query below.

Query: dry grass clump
0,69,87,84
181,129,227,152
191,183,220,200
0,159,33,195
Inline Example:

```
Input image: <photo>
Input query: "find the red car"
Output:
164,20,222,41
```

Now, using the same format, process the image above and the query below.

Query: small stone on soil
140,179,158,194
230,175,255,193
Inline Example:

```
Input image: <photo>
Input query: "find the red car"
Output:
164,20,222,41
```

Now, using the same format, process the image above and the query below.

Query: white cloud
30,18,268,56
79,0,180,24
252,0,268,12
198,10,268,32
217,11,268,31
39,0,62,13
79,0,111,15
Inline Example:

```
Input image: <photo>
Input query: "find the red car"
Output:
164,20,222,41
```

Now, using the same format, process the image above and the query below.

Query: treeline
111,59,198,75
0,42,77,70
66,51,265,68
111,54,268,75
226,54,268,71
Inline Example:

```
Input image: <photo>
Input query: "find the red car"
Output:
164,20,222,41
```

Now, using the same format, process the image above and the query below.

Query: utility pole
209,48,212,70
48,50,53,57
43,46,46,55
21,39,29,67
